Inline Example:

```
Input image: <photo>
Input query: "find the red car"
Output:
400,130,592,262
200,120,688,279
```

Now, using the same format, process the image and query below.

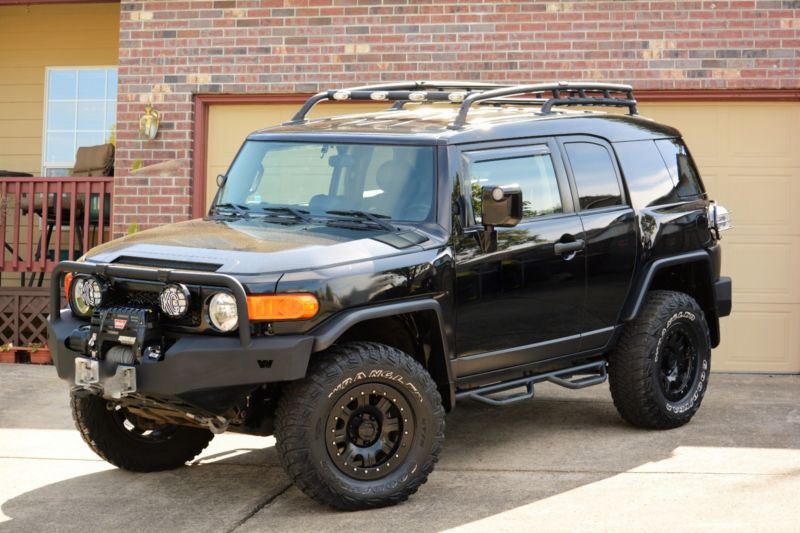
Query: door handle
554,239,585,256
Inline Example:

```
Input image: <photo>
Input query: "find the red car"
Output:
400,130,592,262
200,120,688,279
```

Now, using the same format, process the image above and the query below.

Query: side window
614,140,681,208
655,139,705,199
564,142,623,210
469,153,562,223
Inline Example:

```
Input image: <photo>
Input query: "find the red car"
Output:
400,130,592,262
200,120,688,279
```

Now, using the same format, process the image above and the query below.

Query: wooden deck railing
1,176,114,276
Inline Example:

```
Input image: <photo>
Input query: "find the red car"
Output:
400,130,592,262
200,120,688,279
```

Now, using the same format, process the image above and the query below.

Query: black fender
621,250,726,347
309,298,456,410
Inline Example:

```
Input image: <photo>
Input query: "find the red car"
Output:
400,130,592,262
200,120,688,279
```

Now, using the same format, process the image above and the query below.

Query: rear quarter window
613,140,681,209
655,139,706,199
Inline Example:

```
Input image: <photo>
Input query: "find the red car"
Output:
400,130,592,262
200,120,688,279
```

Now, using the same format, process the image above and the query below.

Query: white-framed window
42,67,117,176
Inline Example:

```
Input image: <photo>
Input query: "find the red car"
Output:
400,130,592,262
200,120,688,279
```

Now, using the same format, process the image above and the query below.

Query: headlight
208,292,238,332
69,275,104,317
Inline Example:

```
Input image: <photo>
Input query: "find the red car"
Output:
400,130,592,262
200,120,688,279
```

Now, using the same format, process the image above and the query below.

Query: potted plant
28,343,52,364
0,343,16,364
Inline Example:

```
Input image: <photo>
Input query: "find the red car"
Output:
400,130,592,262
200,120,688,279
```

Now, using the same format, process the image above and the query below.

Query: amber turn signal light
246,293,319,321
63,272,74,302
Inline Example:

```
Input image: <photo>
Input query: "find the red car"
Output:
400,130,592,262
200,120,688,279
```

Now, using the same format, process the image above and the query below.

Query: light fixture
159,284,191,318
333,91,350,101
370,91,388,101
138,103,160,140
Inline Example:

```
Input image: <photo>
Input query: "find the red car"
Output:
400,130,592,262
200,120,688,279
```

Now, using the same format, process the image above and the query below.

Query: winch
67,306,162,364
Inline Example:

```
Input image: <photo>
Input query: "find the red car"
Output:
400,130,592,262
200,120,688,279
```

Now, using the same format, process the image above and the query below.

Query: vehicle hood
85,218,425,275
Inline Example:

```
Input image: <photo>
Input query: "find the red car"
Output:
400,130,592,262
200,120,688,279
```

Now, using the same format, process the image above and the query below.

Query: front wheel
274,342,445,510
71,394,214,472
609,290,711,429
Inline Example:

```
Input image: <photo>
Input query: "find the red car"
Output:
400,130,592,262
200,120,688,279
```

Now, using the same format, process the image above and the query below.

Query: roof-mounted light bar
288,81,510,123
288,80,638,128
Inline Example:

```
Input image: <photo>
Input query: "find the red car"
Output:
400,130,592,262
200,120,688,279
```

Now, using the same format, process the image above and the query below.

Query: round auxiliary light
69,275,104,317
448,91,466,102
208,292,238,332
159,283,191,318
491,187,505,202
370,91,388,101
81,276,104,307
408,91,427,102
332,91,350,101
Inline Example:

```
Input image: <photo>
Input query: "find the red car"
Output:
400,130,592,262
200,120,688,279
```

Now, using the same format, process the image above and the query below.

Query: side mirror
216,174,227,188
480,185,522,228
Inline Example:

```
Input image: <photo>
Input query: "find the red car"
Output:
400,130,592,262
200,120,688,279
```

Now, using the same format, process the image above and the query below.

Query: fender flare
310,299,455,409
621,250,714,322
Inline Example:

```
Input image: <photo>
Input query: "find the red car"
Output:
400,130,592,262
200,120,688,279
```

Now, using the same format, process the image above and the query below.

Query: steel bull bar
49,261,314,414
50,260,253,345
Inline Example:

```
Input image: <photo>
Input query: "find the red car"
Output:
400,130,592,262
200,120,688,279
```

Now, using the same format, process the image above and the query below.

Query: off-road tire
71,394,214,472
275,342,445,511
609,290,711,429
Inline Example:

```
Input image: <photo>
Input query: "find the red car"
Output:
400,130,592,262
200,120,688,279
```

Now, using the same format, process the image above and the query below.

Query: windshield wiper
325,210,397,232
212,202,251,219
259,206,313,223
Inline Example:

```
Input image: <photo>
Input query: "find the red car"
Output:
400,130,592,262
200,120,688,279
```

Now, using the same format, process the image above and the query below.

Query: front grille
105,288,203,327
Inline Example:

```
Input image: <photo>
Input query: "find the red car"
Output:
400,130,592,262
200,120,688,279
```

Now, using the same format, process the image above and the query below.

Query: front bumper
48,310,313,413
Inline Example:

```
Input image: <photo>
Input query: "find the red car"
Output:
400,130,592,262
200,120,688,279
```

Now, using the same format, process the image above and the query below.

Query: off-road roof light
448,91,466,102
370,91,388,101
332,91,350,101
408,91,427,102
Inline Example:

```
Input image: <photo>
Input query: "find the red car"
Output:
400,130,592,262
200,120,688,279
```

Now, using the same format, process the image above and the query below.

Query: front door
453,141,587,378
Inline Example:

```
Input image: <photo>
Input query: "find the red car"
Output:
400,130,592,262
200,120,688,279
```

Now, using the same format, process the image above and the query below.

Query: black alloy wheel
326,383,414,481
658,323,700,402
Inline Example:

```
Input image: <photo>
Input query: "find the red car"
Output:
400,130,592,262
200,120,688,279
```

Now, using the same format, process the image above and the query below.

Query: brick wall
115,0,800,235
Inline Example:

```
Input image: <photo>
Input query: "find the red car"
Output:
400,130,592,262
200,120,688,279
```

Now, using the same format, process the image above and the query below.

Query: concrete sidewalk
0,363,797,532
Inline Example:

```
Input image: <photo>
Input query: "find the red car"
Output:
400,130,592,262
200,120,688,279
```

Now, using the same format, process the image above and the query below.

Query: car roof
247,105,682,145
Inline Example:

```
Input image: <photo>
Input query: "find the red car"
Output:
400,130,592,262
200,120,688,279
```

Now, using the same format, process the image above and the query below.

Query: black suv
48,81,732,510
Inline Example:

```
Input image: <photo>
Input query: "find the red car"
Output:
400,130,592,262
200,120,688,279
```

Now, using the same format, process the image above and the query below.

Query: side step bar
455,360,607,407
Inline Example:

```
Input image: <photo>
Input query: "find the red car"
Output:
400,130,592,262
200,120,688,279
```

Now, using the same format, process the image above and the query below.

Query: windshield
216,141,436,222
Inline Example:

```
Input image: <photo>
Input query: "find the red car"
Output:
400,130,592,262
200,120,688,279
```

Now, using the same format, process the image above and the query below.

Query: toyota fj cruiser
48,81,732,510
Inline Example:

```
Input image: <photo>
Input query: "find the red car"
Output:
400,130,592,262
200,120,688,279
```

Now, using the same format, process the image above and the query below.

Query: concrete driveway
0,363,798,532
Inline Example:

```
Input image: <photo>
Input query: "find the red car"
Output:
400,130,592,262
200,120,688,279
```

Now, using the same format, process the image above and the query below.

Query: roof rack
287,81,638,128
288,81,510,123
450,82,637,128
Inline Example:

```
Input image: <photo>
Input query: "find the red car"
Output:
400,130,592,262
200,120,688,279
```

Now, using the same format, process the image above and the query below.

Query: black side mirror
481,185,522,228
216,174,227,188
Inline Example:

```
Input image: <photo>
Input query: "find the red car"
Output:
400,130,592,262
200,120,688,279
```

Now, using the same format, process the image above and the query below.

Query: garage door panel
712,171,799,236
727,106,799,161
717,303,800,373
723,235,800,305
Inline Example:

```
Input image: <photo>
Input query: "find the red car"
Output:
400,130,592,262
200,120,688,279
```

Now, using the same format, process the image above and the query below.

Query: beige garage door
640,102,800,373
206,100,800,373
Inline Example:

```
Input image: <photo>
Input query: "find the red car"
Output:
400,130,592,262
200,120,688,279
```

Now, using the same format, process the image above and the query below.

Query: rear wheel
609,290,711,429
71,394,214,472
274,342,445,510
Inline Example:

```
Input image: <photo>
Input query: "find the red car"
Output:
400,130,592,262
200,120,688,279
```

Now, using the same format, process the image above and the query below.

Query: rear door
558,137,637,350
453,139,588,377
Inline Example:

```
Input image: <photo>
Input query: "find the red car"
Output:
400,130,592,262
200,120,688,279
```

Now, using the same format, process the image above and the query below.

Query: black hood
85,218,424,275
